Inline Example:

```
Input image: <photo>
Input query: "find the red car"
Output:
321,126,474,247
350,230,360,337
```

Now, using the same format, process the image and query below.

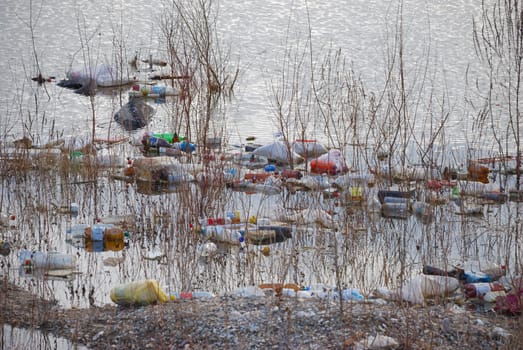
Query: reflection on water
0,0,490,144
1,324,88,350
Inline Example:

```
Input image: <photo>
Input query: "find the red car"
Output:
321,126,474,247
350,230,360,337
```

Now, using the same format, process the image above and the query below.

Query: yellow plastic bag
110,279,169,306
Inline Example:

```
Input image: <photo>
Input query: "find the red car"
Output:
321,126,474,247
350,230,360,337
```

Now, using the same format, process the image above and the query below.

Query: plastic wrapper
110,280,169,306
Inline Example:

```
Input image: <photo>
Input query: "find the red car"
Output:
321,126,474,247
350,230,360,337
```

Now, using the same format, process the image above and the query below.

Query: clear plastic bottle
66,223,91,241
19,250,77,270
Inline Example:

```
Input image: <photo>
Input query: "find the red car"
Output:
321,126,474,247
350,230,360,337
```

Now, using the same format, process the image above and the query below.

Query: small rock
93,331,104,342
442,318,451,333
493,326,511,339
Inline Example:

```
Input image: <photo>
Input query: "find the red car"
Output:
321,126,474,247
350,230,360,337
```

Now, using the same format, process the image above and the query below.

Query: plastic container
383,196,409,204
0,213,17,228
66,223,91,241
131,84,177,98
153,132,183,143
173,141,196,153
377,190,414,204
381,202,409,219
479,191,508,203
85,240,105,252
264,164,276,172
170,291,215,300
310,159,338,175
70,203,79,215
85,223,115,241
19,250,77,270
310,149,348,175
104,227,125,241
464,282,504,298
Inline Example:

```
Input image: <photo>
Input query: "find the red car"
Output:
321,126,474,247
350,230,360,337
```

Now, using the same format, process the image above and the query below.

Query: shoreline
2,281,521,349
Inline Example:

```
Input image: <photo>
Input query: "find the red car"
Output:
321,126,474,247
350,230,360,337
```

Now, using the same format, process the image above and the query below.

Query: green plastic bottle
152,133,184,143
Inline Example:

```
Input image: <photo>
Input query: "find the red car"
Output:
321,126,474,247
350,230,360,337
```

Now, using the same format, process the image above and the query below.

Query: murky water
2,324,88,350
0,0,521,347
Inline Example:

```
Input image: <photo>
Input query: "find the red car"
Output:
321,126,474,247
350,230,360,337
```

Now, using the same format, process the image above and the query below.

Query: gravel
2,281,522,349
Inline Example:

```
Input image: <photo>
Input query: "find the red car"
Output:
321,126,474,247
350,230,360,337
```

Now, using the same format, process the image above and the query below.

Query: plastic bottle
0,213,17,228
19,250,77,270
170,292,194,300
281,288,296,297
66,223,91,241
464,282,504,298
104,227,125,241
381,202,409,219
85,223,115,241
70,203,79,216
192,291,215,299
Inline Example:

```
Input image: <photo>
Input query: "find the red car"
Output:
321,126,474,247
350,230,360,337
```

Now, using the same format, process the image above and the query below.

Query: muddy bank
2,280,522,349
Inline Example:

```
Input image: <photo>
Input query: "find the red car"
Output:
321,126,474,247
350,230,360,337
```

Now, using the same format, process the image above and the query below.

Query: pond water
2,324,88,350
0,0,521,339
0,0,491,145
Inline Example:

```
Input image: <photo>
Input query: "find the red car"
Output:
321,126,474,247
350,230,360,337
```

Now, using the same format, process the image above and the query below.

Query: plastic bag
110,280,169,306
398,275,460,304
